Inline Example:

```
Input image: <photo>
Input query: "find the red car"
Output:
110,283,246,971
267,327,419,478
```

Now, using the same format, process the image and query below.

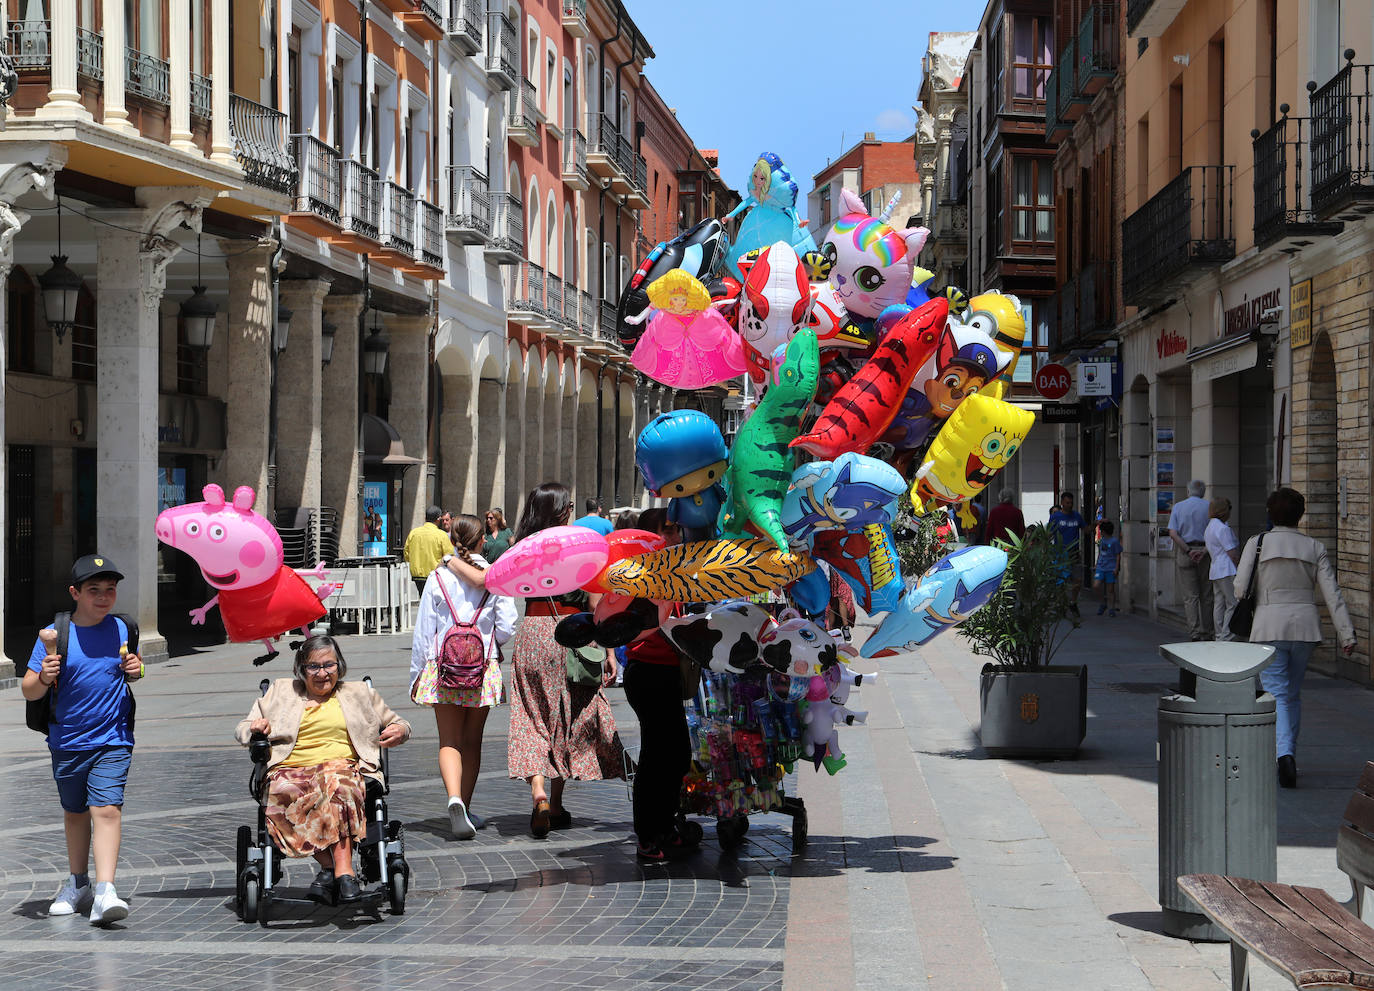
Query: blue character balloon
722,153,817,280
635,410,728,542
812,523,904,615
860,545,1008,658
781,453,907,548
787,567,831,618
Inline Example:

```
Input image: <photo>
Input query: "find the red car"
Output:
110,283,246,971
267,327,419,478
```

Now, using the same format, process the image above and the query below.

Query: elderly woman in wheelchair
233,635,411,922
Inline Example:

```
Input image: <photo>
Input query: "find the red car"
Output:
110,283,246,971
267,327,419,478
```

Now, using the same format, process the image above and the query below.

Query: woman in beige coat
235,635,410,902
1234,488,1356,788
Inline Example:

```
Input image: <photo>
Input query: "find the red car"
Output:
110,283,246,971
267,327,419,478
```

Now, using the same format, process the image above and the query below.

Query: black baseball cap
71,554,124,586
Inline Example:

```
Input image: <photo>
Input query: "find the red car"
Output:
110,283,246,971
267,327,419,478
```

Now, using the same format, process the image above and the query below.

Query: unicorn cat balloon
819,189,929,321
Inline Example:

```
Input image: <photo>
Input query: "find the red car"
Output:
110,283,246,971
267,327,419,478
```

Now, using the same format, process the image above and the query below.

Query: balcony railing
413,0,443,29
1077,262,1115,338
381,181,416,255
229,94,297,195
339,160,381,240
1057,274,1079,346
77,27,101,80
294,135,340,223
446,165,490,242
1253,109,1345,249
448,0,483,54
484,12,517,89
632,153,648,196
190,72,211,120
545,272,566,326
417,200,444,268
1077,2,1120,86
486,192,524,262
9,20,48,69
126,48,170,104
586,113,621,175
597,299,621,349
511,261,546,317
1122,165,1234,307
562,0,588,37
578,290,594,336
562,128,588,188
1308,52,1374,219
508,77,540,142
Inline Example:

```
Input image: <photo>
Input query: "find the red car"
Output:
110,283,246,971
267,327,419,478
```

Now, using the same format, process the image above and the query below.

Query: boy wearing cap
21,554,143,925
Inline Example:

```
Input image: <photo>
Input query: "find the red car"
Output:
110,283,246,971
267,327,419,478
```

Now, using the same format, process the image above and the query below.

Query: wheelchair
234,677,409,925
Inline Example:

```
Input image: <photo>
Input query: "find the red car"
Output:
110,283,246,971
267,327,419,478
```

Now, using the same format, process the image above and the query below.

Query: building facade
914,31,976,295
808,135,922,251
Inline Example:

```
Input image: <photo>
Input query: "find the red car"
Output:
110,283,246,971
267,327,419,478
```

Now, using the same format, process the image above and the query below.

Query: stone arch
561,359,578,486
600,367,616,502
576,366,599,506
540,354,563,484
526,177,541,264
475,351,504,514
504,348,525,509
434,320,475,513
617,375,637,507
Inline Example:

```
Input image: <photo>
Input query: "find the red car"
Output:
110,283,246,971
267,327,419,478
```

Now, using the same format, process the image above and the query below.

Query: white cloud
875,108,913,133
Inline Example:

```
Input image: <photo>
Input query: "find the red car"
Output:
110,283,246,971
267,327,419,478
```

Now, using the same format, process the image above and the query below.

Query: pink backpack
433,574,493,692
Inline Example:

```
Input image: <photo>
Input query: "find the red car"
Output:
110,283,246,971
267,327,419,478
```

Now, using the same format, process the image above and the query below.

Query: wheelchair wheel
387,866,407,916
240,876,260,924
736,812,750,836
257,888,272,927
235,825,251,876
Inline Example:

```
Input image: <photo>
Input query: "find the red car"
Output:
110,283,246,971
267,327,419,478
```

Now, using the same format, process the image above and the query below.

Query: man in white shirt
1168,479,1213,640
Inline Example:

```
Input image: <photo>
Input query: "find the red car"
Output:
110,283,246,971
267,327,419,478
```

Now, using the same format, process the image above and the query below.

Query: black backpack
25,612,140,735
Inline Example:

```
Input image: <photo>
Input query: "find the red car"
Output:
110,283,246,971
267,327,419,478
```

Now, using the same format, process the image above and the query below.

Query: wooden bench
1178,761,1374,990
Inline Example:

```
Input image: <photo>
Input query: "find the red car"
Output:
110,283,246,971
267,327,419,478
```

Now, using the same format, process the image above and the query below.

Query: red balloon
582,529,666,594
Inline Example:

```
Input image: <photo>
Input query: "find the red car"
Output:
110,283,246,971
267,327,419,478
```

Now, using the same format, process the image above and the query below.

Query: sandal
530,799,552,838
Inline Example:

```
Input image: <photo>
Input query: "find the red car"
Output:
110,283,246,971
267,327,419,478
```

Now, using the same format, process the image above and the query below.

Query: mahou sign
1035,363,1071,401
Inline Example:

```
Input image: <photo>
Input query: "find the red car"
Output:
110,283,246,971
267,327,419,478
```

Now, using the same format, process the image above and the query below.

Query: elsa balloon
624,269,748,389
723,152,818,279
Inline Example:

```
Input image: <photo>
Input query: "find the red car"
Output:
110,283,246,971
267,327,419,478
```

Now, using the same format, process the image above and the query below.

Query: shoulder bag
1228,532,1266,640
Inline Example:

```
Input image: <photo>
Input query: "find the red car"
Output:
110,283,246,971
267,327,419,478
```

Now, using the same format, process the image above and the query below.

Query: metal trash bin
1157,640,1277,941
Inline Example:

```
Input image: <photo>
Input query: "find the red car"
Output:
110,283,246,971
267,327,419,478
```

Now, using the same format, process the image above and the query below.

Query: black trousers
622,661,690,844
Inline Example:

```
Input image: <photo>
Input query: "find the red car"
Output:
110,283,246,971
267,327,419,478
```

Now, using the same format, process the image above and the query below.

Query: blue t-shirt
1095,536,1123,573
27,615,134,751
572,514,614,536
1047,509,1086,548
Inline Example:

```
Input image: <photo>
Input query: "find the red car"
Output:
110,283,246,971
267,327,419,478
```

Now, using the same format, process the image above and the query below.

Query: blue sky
628,1,977,222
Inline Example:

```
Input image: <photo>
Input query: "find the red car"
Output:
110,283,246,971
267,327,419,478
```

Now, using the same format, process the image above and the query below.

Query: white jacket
1234,527,1355,646
408,557,517,695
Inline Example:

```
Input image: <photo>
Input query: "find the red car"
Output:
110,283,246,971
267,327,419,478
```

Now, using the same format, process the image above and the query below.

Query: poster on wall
1156,426,1175,452
1156,462,1174,487
157,468,186,513
1157,490,1175,515
1157,526,1174,555
362,481,388,558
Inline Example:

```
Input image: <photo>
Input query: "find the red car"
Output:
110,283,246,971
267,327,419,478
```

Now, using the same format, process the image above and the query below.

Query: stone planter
978,663,1088,759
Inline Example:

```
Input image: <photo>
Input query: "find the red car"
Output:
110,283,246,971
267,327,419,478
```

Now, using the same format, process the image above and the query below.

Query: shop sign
1223,288,1283,336
1191,341,1259,382
1218,261,1288,339
1034,363,1071,400
1041,403,1082,424
1156,330,1187,360
1290,279,1312,349
1078,360,1113,396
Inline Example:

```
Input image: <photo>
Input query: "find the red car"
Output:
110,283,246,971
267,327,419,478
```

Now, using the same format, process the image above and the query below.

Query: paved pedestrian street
3,610,1373,990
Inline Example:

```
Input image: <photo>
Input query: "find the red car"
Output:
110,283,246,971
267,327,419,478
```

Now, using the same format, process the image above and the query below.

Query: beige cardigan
1234,527,1356,646
234,678,411,782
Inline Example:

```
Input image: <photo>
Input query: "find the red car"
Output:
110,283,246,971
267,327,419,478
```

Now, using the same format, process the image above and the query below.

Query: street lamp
363,312,388,378
180,232,216,349
274,300,292,353
320,320,336,366
38,197,83,342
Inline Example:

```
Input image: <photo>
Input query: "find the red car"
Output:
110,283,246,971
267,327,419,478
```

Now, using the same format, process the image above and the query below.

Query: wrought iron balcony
190,72,211,119
483,192,523,264
1045,38,1086,140
1055,274,1079,348
9,20,48,70
77,27,101,80
126,48,169,104
1308,52,1374,219
562,128,589,190
578,289,594,337
562,0,588,38
484,12,517,90
1122,165,1234,308
229,95,296,195
1076,2,1120,94
508,78,540,147
626,152,649,208
381,181,416,255
446,165,490,244
1252,109,1344,250
586,113,621,179
510,261,546,321
339,159,381,240
294,135,340,223
1076,262,1115,340
545,272,568,330
595,299,624,353
417,200,444,269
448,0,483,54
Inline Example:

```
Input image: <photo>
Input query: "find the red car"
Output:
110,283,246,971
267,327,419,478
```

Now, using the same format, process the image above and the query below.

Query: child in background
1094,521,1124,617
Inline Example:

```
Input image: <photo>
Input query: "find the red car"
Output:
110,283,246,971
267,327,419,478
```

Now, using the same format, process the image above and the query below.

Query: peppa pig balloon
582,529,665,594
154,484,336,664
484,525,609,597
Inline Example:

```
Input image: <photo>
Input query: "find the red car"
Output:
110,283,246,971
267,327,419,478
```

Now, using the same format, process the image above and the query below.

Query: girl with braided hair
410,514,517,838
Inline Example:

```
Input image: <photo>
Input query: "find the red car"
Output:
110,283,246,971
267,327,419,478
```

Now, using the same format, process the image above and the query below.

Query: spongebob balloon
911,393,1034,527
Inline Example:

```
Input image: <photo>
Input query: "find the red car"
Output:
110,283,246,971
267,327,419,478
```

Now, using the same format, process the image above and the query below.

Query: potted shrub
958,526,1087,758
893,503,958,579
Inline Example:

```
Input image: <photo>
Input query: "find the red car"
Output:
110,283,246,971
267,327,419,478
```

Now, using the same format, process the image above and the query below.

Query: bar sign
1290,279,1312,349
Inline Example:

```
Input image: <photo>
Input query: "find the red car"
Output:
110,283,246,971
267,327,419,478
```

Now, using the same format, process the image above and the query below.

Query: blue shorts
1094,569,1117,584
51,746,132,812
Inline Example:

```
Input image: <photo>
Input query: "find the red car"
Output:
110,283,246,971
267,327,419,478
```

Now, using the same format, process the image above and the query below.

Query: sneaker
48,877,92,917
467,810,486,830
448,798,477,840
1108,609,1118,618
89,884,128,925
1096,603,1107,616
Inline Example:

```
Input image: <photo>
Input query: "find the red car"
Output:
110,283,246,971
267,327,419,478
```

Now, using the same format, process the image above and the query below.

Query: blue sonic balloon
860,545,1009,658
781,453,907,548
722,152,817,280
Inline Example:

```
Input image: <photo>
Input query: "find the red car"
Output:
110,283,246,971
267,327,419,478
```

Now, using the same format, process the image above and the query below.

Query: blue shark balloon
781,453,907,548
723,153,817,280
860,545,1008,658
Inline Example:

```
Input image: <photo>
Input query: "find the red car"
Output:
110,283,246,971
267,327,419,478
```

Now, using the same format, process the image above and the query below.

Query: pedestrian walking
1205,496,1241,641
1168,479,1214,640
985,488,1025,545
481,508,514,561
410,514,517,839
403,505,454,595
1047,491,1086,616
1093,521,1123,616
1234,487,1356,789
572,497,615,536
505,483,624,837
23,554,144,925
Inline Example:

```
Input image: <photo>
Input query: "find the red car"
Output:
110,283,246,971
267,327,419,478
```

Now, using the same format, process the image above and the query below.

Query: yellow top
404,522,455,579
280,696,356,767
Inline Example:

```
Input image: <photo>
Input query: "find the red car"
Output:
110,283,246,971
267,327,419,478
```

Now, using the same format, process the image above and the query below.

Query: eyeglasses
486,514,496,519
304,662,338,675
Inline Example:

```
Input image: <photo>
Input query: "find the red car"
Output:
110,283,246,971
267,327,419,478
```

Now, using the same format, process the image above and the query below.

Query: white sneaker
89,884,128,925
48,877,92,916
448,798,477,840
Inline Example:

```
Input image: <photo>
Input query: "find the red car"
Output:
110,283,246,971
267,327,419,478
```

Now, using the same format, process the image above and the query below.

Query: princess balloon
623,269,748,389
722,152,817,279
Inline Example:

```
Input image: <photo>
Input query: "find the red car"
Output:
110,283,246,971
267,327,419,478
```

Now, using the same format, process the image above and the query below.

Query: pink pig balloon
484,525,610,597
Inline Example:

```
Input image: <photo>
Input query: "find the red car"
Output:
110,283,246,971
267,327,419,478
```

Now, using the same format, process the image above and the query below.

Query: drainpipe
268,221,285,520
358,255,370,554
359,0,368,167
268,0,279,109
612,366,621,504
593,9,623,503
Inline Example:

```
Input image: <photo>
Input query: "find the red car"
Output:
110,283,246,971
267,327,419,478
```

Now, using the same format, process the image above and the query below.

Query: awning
1187,329,1261,382
362,413,422,468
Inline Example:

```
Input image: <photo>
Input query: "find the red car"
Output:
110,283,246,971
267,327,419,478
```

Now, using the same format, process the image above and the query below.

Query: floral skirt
506,615,625,781
264,758,366,858
412,653,504,708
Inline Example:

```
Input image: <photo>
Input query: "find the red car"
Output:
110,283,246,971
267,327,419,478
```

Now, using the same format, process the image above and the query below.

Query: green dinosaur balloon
721,327,820,553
